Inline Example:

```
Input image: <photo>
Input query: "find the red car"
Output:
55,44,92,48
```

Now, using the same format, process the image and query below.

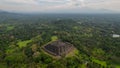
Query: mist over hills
0,7,118,14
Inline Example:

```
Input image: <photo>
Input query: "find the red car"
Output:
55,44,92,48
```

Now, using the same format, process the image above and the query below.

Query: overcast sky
0,0,120,13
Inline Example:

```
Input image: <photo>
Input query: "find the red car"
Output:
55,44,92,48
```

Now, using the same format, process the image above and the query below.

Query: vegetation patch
0,63,7,68
17,40,32,48
116,65,120,68
51,36,58,41
5,52,26,62
66,48,79,57
6,48,15,54
0,14,120,68
91,57,107,67
6,26,14,31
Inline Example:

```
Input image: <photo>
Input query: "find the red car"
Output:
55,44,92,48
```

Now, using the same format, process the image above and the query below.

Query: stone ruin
43,40,74,56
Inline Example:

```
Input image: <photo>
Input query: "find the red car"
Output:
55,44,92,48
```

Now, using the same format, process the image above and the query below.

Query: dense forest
0,12,120,68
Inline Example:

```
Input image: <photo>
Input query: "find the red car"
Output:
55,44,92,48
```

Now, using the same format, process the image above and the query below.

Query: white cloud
3,0,37,4
0,0,120,13
85,0,120,12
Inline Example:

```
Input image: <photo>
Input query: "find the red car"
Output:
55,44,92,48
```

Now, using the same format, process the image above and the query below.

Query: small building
113,34,120,38
43,40,74,56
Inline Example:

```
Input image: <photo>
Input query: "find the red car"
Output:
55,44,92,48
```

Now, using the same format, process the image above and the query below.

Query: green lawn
51,36,58,41
91,57,107,67
81,64,86,68
116,65,120,68
6,48,15,54
66,48,79,57
0,63,7,68
6,26,14,31
17,40,32,48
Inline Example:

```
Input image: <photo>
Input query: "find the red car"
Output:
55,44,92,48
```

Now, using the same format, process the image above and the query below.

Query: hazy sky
0,0,120,13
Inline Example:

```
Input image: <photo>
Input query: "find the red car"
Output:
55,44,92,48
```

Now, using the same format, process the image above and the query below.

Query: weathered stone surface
43,40,74,56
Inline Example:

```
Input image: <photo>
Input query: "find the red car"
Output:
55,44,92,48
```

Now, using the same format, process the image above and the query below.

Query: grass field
0,63,7,68
116,65,120,68
66,48,79,57
51,36,58,41
6,26,14,31
91,57,107,67
17,40,32,48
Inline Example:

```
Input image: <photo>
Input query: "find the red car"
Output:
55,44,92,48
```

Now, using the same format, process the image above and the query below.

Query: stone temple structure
43,40,74,56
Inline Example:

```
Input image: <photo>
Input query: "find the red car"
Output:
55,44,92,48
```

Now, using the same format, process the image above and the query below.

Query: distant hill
0,10,28,19
0,10,27,23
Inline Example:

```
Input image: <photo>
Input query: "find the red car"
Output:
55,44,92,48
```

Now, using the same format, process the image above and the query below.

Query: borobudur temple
43,40,74,56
